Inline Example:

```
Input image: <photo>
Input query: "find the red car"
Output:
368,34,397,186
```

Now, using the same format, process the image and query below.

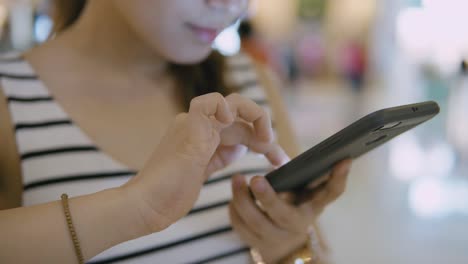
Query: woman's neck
54,1,168,80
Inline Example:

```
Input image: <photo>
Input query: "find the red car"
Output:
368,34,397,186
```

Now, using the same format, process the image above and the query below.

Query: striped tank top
0,53,275,264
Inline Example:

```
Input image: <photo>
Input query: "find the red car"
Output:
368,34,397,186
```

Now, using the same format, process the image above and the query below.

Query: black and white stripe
188,247,249,264
15,125,94,154
1,53,275,263
91,227,247,264
0,51,24,62
21,151,129,186
0,73,38,80
0,58,37,79
7,96,53,103
88,199,252,264
1,78,50,97
8,100,69,124
15,120,73,130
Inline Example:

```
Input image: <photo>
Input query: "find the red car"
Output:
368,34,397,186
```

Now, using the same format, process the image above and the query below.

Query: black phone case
266,101,440,193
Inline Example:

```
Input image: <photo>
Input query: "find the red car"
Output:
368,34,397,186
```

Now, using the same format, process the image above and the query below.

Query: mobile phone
265,101,440,193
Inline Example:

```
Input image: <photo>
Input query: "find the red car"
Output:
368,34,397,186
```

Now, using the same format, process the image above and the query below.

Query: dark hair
52,0,234,109
238,21,253,39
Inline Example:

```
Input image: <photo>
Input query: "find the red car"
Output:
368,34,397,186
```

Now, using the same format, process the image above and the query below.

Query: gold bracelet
61,193,84,264
279,242,316,264
250,225,324,264
250,243,316,264
250,248,266,264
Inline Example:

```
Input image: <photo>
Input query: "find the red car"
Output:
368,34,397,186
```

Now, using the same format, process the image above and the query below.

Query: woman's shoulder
0,78,23,209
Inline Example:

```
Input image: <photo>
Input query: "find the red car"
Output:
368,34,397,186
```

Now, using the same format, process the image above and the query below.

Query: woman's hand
123,93,289,234
229,160,352,263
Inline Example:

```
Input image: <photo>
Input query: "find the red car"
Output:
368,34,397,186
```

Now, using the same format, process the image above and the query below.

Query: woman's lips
186,23,220,44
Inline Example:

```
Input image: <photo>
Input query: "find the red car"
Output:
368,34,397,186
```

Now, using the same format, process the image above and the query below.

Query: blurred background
1,0,468,263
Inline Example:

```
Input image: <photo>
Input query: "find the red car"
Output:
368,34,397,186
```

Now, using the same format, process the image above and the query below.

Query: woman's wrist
112,186,155,237
67,186,154,260
118,182,169,235
119,179,174,235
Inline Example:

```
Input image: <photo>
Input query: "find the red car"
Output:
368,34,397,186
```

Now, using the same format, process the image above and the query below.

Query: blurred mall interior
1,0,468,263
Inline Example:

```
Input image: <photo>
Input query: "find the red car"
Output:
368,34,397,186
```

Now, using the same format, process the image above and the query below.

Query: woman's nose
206,0,249,13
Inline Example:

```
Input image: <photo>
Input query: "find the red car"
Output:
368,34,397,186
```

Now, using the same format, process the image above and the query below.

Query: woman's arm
0,88,162,262
1,89,128,263
0,187,147,263
0,93,287,263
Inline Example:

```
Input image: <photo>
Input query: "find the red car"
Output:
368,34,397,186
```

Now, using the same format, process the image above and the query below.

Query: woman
0,0,351,263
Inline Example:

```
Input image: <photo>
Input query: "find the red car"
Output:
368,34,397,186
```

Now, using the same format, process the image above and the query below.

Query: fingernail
222,116,232,125
341,161,352,174
253,178,266,193
233,176,244,190
276,149,290,166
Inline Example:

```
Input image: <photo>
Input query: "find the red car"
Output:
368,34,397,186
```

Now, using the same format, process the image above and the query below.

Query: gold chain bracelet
61,193,84,264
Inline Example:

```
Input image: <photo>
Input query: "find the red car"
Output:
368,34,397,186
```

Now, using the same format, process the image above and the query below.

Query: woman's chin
167,48,214,65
